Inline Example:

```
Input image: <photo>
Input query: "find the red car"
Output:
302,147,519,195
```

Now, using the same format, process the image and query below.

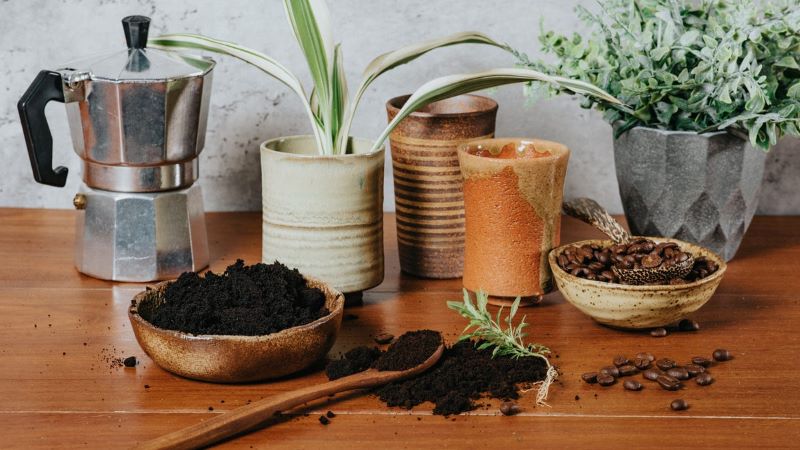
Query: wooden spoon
135,342,445,450
562,198,693,284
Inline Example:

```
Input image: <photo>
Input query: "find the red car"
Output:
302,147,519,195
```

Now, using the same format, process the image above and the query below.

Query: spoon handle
563,198,630,244
134,372,380,450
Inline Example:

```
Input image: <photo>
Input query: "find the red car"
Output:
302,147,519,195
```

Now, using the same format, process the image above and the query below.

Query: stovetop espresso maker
18,16,215,281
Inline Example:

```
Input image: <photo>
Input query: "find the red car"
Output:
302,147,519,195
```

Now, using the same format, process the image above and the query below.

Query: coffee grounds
139,260,328,336
326,346,381,380
373,330,442,371
376,341,548,416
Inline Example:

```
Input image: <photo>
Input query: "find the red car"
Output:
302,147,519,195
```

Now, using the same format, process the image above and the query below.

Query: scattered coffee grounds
123,356,137,368
139,260,328,336
374,332,395,345
556,239,718,285
318,415,330,425
376,340,548,416
373,330,442,372
326,410,335,418
325,346,381,380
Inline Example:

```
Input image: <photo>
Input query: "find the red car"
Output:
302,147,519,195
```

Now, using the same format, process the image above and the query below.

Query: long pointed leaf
335,31,506,153
330,43,348,149
149,33,327,153
373,67,627,152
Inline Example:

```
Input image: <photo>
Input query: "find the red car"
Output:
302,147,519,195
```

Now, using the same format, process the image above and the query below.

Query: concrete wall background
1,0,797,213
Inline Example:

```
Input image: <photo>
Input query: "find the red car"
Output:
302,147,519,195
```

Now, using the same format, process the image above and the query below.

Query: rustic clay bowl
548,237,726,329
128,276,344,383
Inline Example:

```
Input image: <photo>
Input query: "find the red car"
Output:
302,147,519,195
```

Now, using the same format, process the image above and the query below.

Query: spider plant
151,0,625,155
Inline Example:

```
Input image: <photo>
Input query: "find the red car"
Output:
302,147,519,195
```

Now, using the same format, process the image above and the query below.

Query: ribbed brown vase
386,94,498,278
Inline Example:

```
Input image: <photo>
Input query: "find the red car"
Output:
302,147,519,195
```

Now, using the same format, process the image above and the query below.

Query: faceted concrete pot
261,136,385,295
386,94,498,279
613,127,767,261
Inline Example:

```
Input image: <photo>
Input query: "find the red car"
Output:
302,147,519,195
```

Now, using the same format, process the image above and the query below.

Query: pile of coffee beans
556,239,719,285
581,348,733,411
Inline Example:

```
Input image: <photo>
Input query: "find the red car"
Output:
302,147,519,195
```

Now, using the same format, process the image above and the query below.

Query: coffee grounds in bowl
139,260,328,336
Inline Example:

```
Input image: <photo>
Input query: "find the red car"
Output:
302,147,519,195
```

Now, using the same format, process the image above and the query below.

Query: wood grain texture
0,208,799,448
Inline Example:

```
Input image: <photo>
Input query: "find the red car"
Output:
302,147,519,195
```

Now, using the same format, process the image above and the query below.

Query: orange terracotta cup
457,138,570,306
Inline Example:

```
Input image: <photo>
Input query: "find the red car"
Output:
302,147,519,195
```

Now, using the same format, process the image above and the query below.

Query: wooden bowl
128,276,344,383
548,238,726,329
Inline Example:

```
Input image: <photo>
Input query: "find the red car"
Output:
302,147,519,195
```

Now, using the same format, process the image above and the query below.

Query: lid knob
122,15,150,50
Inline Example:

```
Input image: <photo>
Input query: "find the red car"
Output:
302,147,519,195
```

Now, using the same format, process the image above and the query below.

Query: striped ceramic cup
386,94,498,278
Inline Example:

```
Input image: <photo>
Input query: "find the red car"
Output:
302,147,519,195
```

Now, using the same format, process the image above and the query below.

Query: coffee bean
613,355,630,367
623,380,643,391
618,364,638,376
636,352,655,362
666,367,690,380
642,368,662,381
670,399,689,411
695,373,714,386
713,349,733,361
374,333,395,345
557,254,569,268
678,319,700,332
588,261,605,271
657,375,681,391
597,374,616,386
581,372,598,384
650,328,668,337
692,357,712,368
685,364,706,377
634,357,651,370
500,401,521,416
600,366,620,378
123,356,137,368
656,358,676,371
641,253,662,268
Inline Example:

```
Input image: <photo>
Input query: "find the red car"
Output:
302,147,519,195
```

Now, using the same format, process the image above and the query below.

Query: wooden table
1,209,799,449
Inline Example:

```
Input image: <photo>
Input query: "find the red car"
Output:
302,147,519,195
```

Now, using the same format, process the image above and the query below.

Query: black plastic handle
17,70,68,187
122,15,150,49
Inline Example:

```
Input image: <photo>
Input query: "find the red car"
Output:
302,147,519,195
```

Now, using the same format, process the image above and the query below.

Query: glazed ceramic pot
386,94,497,279
458,138,570,305
614,127,767,261
549,238,726,329
261,136,384,295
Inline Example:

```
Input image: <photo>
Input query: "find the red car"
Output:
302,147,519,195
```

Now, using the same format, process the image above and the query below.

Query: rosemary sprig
447,289,558,406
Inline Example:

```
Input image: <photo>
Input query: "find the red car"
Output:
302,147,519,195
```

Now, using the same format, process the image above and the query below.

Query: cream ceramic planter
261,136,385,295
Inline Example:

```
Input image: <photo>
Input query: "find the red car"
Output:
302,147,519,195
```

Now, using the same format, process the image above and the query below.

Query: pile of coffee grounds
139,260,328,336
326,333,548,416
325,330,442,380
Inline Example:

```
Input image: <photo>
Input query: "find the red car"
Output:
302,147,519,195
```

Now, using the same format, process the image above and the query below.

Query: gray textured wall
1,0,797,213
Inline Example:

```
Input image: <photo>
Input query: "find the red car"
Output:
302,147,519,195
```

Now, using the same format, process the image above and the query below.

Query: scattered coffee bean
656,358,676,371
691,356,712,367
613,355,630,367
713,349,733,361
642,368,662,381
326,410,336,418
666,367,690,380
670,399,689,411
123,356,137,368
656,374,682,391
623,380,643,391
678,319,700,332
695,373,714,386
636,352,655,362
684,364,706,377
600,366,620,378
650,328,668,337
581,372,599,384
597,374,616,386
374,333,395,345
319,415,330,425
500,401,521,416
634,357,652,370
618,364,638,376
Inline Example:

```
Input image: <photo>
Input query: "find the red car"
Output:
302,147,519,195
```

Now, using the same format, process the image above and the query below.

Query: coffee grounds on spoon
140,260,328,336
326,330,442,380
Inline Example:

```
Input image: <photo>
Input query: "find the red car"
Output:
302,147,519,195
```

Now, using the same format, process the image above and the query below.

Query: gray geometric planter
613,127,767,261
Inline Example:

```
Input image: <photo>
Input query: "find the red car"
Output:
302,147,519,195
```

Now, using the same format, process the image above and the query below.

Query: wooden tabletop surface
1,208,799,449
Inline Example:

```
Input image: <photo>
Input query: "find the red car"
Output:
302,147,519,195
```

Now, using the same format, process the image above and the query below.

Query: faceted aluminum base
74,183,209,281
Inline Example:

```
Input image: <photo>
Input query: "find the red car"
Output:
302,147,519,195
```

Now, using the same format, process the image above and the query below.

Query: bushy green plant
513,0,800,150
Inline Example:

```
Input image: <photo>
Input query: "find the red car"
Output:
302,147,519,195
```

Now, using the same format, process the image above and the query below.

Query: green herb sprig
447,289,557,406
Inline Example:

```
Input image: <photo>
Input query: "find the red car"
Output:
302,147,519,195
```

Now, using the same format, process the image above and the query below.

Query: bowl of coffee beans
548,237,725,329
128,260,344,383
